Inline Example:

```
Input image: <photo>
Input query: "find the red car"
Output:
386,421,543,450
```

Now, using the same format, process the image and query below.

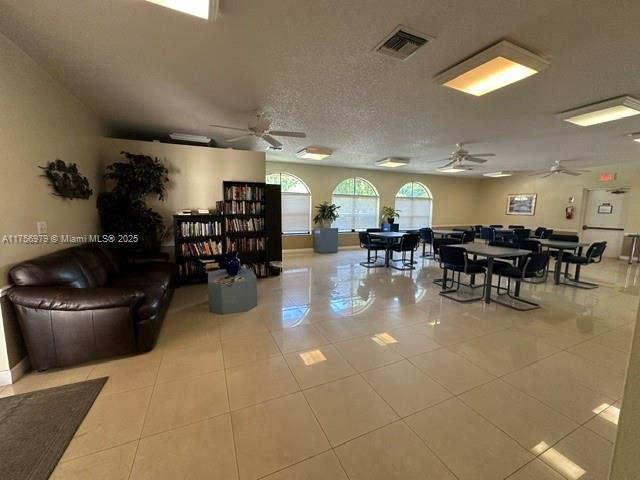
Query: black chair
419,228,434,258
460,230,476,244
358,232,384,268
513,228,530,241
508,225,525,229
515,239,545,282
532,227,545,238
438,246,486,302
561,241,607,289
480,227,496,243
540,228,554,239
546,234,580,277
489,224,503,228
474,241,515,270
493,252,550,310
474,225,483,233
390,233,420,270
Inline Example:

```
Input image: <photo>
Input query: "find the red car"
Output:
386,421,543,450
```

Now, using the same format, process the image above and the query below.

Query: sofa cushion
110,263,175,292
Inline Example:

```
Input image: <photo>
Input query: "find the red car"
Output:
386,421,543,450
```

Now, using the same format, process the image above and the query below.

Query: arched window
395,182,432,230
266,173,311,234
331,177,379,232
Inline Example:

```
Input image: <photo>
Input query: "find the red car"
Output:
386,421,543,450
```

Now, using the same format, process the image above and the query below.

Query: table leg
554,249,564,285
575,264,582,282
630,237,638,265
441,268,447,290
484,258,493,303
385,245,390,268
470,254,477,286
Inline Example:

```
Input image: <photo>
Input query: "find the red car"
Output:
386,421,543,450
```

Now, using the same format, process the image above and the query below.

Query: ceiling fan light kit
145,0,214,20
296,146,332,160
376,158,409,168
560,96,640,126
438,166,469,173
169,132,211,144
434,40,549,96
630,133,640,143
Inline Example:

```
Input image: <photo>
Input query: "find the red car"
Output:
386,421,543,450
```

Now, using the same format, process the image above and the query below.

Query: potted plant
381,206,400,224
97,151,169,253
313,201,340,228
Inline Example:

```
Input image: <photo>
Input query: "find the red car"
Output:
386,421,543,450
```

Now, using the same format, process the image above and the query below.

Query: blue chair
438,246,486,303
480,227,496,243
493,252,550,310
419,228,434,258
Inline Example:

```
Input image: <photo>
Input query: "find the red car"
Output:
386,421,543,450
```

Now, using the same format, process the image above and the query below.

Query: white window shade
333,195,379,231
282,193,311,234
395,197,432,230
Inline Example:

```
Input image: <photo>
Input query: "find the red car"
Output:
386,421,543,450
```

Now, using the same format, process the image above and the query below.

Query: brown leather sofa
7,244,174,371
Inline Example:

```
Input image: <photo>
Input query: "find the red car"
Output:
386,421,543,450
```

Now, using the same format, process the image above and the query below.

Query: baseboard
619,255,640,261
283,246,361,254
0,356,30,386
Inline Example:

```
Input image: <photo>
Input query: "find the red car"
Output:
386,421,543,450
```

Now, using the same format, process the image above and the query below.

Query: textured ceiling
2,0,640,175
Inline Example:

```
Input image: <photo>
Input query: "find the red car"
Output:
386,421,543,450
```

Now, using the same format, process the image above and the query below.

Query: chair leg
493,276,541,311
439,270,484,303
360,247,384,268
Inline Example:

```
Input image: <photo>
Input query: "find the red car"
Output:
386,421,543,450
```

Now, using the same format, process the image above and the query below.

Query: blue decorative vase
222,252,241,276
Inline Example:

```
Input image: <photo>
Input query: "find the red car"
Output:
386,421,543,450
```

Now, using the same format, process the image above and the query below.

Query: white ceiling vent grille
375,26,432,60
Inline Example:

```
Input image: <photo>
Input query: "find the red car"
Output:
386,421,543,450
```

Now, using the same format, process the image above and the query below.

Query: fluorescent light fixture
296,146,332,160
435,40,549,96
438,166,468,173
532,442,586,479
483,171,513,178
169,132,211,143
376,158,409,168
631,133,640,143
561,96,640,126
299,349,327,366
145,0,211,19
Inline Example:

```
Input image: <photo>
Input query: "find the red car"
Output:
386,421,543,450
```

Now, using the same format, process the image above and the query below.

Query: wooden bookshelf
173,213,224,285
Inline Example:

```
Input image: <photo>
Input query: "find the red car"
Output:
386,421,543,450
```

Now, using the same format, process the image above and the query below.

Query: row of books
224,185,264,201
177,261,206,276
217,200,265,215
180,240,223,258
226,236,266,253
179,221,222,237
246,262,270,278
225,217,264,232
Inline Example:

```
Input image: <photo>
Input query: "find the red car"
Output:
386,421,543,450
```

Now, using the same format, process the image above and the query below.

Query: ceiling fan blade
267,130,307,138
208,124,249,132
440,160,456,168
541,173,554,178
562,170,582,176
464,156,488,163
227,134,253,142
528,171,551,176
468,153,495,157
261,135,283,148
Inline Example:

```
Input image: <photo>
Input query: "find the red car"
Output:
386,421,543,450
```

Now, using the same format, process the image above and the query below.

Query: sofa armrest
8,287,144,311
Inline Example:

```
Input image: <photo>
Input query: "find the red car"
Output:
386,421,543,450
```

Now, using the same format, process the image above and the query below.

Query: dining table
432,229,461,238
449,243,531,304
368,231,405,268
538,239,590,285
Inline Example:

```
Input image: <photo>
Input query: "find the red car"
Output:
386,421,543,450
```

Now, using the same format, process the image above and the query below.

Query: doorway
581,187,630,258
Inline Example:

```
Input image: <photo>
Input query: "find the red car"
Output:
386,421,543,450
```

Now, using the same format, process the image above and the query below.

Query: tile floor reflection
3,250,638,479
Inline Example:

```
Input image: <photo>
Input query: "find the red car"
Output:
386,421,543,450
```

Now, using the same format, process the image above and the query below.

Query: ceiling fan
529,160,590,177
209,112,306,149
432,142,496,170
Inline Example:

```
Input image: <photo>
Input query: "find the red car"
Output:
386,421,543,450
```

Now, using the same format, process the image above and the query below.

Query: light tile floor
3,250,638,479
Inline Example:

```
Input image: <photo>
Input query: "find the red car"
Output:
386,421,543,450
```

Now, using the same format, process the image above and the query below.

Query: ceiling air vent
375,26,432,60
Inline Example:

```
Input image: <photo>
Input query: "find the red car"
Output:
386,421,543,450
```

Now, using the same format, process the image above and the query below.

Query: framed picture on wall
506,193,537,215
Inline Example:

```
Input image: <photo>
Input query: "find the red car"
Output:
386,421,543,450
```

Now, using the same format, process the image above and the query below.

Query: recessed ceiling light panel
375,158,409,168
561,96,640,126
435,40,549,96
296,146,332,160
145,0,212,20
483,172,510,178
438,166,469,173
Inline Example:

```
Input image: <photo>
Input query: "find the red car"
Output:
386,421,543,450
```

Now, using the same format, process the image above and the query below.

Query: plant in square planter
381,206,400,224
313,201,340,228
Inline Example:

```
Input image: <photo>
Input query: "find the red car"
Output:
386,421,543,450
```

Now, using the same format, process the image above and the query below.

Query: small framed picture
506,193,537,216
597,204,613,214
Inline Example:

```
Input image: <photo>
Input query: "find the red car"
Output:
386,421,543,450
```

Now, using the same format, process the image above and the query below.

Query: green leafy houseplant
381,206,400,224
313,202,340,228
97,151,169,252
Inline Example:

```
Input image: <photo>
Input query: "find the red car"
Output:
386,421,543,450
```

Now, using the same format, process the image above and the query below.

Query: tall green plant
97,151,169,252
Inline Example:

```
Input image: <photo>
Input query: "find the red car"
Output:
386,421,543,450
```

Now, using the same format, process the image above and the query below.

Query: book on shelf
226,236,266,253
179,221,222,237
224,185,265,201
198,259,220,271
178,261,206,276
180,239,223,257
244,262,269,278
225,217,264,232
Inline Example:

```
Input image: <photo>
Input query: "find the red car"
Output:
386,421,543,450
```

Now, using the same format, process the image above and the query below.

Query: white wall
100,139,266,240
0,32,105,376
